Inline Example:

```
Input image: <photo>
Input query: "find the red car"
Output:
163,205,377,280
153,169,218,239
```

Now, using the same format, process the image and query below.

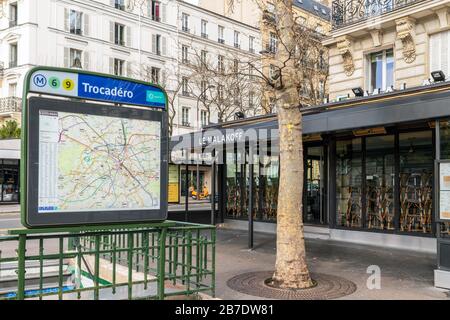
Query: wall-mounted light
352,87,364,97
234,111,245,120
431,70,446,82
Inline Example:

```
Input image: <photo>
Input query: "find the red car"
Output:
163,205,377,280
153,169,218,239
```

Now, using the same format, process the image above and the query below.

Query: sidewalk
214,228,449,300
0,205,19,214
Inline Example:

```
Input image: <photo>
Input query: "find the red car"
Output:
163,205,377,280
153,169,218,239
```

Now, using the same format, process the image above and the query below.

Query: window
249,91,255,108
201,20,208,38
368,49,394,92
9,2,17,27
218,85,224,101
234,31,240,49
182,107,190,127
268,32,277,53
218,26,224,44
153,34,162,55
115,0,125,10
182,13,189,32
70,10,83,35
115,23,125,46
151,0,161,22
399,131,433,234
201,50,207,66
182,77,189,96
233,59,239,73
249,36,255,53
430,30,450,81
114,58,124,76
336,138,363,228
218,55,225,73
69,48,82,68
151,67,160,84
8,83,17,97
9,43,17,68
201,110,208,127
182,45,189,64
365,135,395,230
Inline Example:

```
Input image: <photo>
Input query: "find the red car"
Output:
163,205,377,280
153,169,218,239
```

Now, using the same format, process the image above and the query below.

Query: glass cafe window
226,149,246,219
336,138,363,228
440,120,450,236
369,49,394,92
260,143,279,222
365,135,395,230
399,131,433,234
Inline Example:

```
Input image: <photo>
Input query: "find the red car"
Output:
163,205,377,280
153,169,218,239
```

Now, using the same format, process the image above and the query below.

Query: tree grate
227,271,357,300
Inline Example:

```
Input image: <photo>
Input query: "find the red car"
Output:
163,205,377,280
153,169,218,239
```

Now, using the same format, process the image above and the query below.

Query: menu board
440,162,450,220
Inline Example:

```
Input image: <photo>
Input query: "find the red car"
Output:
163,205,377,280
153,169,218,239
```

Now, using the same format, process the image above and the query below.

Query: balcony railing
0,97,22,114
332,0,425,28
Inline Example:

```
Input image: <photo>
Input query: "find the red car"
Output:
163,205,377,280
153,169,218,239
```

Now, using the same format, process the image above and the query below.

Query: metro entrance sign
29,69,166,108
22,67,169,228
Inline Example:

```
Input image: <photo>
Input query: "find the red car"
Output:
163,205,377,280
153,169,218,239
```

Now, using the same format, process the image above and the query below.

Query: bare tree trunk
271,0,313,289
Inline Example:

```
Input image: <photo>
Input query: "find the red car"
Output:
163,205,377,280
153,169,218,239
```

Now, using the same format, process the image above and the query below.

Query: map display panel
38,110,161,213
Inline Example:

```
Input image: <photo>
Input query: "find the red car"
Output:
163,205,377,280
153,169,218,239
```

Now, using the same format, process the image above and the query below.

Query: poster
440,163,450,220
168,165,180,203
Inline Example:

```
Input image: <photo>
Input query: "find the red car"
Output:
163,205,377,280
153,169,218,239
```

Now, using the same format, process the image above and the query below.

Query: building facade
0,0,262,136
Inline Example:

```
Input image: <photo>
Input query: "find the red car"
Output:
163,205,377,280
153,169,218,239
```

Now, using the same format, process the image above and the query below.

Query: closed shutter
64,8,69,32
109,57,115,74
126,26,131,47
110,0,115,6
152,34,156,54
161,36,167,56
127,61,132,77
64,47,69,68
146,0,151,17
430,31,450,79
83,51,90,70
110,21,115,43
83,14,89,36
161,3,167,23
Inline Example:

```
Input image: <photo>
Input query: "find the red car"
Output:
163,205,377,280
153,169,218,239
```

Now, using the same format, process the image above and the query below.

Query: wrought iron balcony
332,0,426,28
0,97,22,114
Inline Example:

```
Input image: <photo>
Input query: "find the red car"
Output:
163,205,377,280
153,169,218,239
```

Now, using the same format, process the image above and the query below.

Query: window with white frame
367,48,394,92
182,107,190,126
269,32,277,53
234,31,240,48
218,55,225,73
9,43,17,68
114,58,124,76
115,0,125,10
182,45,189,64
151,0,161,21
182,13,189,32
151,67,160,84
114,23,125,46
218,26,224,43
201,110,208,127
70,48,82,68
201,50,207,66
70,10,82,35
182,77,189,95
9,2,17,27
430,30,450,81
8,83,17,97
249,36,255,53
201,20,208,38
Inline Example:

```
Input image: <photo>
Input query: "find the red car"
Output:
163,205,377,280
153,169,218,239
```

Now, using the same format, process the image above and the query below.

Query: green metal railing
0,221,215,300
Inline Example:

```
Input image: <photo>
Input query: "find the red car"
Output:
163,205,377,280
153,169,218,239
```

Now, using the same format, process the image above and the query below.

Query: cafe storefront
171,81,450,254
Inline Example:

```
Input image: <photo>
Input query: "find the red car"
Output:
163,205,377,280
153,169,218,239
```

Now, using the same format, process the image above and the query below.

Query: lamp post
196,85,215,200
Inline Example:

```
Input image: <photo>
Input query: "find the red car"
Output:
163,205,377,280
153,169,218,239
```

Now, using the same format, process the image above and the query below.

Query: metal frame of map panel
24,97,168,228
436,160,450,223
21,66,169,229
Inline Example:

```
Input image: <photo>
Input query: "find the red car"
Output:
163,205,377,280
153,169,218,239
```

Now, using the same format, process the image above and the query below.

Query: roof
294,0,331,20
170,81,450,151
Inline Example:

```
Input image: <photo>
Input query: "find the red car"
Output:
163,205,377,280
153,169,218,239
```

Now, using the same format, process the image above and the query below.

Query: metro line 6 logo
33,74,47,87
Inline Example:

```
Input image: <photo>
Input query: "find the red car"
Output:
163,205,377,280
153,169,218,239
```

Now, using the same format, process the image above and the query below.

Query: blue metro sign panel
29,69,166,109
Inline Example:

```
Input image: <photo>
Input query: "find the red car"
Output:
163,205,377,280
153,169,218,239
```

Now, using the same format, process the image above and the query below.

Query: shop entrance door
304,146,326,225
